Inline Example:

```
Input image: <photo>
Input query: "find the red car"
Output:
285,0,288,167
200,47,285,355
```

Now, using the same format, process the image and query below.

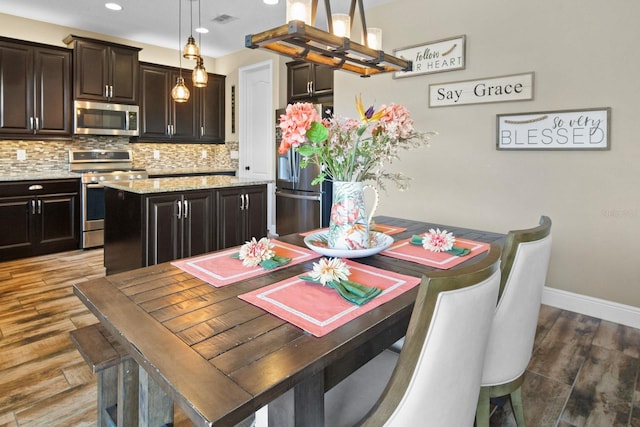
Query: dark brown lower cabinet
215,185,268,249
104,188,213,275
0,179,80,261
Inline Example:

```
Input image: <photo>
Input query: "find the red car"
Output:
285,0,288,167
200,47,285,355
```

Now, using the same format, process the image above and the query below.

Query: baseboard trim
542,286,640,330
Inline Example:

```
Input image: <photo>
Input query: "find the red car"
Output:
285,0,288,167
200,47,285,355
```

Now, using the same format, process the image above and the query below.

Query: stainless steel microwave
74,100,139,136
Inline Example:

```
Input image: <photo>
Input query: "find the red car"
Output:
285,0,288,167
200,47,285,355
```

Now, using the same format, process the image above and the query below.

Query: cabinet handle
240,194,245,210
105,85,109,98
245,194,249,211
183,200,189,219
29,117,34,132
34,117,39,132
31,199,36,215
109,85,114,98
37,200,42,215
28,184,43,191
177,200,182,219
200,126,204,137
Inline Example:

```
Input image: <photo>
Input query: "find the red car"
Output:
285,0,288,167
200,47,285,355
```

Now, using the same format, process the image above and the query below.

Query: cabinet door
182,191,212,258
199,74,225,143
215,188,244,249
73,40,109,101
245,186,268,241
109,45,139,104
0,196,33,260
34,47,72,136
287,62,312,101
36,191,79,254
0,41,33,135
311,64,333,97
171,70,198,140
147,194,181,265
138,64,171,139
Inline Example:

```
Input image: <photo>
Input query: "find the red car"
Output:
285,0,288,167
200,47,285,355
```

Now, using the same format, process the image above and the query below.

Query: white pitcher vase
328,181,379,250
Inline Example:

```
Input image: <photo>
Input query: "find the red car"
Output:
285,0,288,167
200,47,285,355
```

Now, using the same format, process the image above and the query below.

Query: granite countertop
0,171,79,181
146,168,237,176
103,175,272,194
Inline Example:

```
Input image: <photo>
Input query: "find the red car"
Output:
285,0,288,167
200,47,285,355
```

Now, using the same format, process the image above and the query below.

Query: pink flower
423,229,455,252
278,103,322,154
379,103,416,140
238,237,275,267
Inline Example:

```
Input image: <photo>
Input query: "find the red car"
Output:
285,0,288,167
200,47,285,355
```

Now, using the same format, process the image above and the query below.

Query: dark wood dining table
73,216,505,427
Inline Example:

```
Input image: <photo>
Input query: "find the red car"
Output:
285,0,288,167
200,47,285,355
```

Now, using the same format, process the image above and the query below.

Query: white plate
303,231,394,258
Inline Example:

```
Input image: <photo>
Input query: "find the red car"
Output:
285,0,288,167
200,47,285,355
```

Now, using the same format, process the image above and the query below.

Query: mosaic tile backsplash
0,137,239,174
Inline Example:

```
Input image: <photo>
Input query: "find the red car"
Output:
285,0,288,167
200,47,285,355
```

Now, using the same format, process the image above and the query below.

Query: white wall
333,0,640,307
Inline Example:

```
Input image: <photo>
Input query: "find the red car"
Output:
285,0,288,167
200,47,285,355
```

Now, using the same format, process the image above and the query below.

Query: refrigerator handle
292,151,300,184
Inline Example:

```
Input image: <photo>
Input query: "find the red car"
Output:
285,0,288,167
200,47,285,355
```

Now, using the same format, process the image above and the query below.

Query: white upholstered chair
324,244,502,427
475,216,552,427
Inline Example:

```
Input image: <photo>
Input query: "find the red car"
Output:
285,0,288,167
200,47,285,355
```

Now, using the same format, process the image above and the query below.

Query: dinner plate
303,231,394,258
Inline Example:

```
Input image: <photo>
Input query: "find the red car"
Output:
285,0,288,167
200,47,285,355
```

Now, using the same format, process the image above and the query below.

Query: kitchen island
103,175,272,275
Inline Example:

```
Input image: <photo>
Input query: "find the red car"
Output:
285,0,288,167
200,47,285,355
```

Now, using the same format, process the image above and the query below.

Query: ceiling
0,0,394,58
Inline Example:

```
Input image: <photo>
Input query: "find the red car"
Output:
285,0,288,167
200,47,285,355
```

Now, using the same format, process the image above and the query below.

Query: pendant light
183,0,200,60
172,0,190,103
192,0,208,87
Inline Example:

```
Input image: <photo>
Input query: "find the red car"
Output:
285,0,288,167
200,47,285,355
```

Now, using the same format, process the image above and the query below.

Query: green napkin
299,275,382,306
231,253,291,270
409,235,470,256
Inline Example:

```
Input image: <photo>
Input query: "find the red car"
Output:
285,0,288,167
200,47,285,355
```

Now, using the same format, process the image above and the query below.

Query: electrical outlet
153,150,160,160
230,150,239,159
17,149,26,161
201,150,207,159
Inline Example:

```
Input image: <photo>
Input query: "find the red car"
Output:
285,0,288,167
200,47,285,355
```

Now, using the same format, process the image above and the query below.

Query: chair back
481,216,552,386
361,244,501,427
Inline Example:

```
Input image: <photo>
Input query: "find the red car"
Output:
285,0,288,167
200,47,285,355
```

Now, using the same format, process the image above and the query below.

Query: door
34,47,72,135
182,191,212,258
0,41,33,135
74,40,109,101
275,190,321,235
139,64,171,139
0,195,33,259
200,74,225,142
109,45,138,104
215,188,243,249
147,194,181,265
245,186,268,241
171,69,198,140
36,192,79,254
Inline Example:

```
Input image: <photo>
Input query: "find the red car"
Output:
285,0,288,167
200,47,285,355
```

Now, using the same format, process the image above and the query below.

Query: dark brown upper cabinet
0,37,72,139
134,62,225,143
64,35,140,104
287,61,333,102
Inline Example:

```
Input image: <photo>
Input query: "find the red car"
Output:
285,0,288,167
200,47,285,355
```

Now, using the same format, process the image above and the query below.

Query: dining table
73,215,505,427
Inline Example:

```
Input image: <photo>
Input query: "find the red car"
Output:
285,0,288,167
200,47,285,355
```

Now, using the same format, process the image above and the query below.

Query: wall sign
496,108,611,150
393,35,466,79
429,72,534,107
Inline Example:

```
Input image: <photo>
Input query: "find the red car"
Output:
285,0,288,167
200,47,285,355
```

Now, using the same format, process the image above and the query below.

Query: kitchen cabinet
135,62,225,143
0,37,72,138
215,185,267,249
146,191,213,265
287,61,333,102
64,35,140,104
0,179,80,261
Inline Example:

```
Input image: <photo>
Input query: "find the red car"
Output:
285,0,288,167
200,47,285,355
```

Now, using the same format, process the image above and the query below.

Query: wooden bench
70,323,138,427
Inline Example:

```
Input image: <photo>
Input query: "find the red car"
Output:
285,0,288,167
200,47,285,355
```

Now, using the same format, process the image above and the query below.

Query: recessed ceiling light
263,0,279,4
105,3,123,11
195,27,209,34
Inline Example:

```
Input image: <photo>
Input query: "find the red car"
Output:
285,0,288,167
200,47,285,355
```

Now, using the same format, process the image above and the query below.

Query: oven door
82,183,105,248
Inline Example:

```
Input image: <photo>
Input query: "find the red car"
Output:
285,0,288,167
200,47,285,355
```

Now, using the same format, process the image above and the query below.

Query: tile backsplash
0,137,239,174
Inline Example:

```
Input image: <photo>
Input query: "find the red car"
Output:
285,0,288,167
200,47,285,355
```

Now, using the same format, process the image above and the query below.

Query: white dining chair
324,244,502,427
475,216,552,427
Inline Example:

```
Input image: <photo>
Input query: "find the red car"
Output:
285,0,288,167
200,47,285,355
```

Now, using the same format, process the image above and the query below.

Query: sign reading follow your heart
496,108,611,150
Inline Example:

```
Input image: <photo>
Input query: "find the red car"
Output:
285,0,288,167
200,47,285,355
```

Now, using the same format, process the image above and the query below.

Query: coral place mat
299,223,407,237
238,260,421,337
381,237,490,270
172,240,320,287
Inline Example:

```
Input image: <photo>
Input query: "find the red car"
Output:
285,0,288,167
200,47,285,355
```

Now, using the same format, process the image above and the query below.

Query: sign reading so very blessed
429,73,534,107
496,108,611,150
393,35,466,78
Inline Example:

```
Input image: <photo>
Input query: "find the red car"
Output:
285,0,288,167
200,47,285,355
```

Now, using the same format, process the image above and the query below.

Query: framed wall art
496,107,611,150
429,72,534,107
393,35,466,79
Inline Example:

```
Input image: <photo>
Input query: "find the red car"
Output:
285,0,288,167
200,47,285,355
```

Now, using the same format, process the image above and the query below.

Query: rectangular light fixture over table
245,0,412,77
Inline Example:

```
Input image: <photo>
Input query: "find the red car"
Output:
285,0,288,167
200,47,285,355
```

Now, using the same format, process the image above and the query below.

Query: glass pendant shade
171,76,190,102
286,0,312,25
192,57,208,87
183,35,200,60
332,13,351,38
364,27,383,50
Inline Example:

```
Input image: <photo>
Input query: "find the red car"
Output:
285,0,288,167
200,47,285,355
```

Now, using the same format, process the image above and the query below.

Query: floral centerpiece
278,96,435,251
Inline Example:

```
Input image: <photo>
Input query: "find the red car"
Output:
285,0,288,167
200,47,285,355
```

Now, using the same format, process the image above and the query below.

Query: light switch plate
153,150,160,160
230,150,239,159
17,149,26,161
201,150,207,159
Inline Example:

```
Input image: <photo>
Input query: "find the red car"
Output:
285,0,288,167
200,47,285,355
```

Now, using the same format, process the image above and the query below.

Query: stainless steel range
69,149,148,248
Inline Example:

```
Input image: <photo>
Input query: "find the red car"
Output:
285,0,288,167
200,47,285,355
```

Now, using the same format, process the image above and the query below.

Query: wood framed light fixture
245,0,412,77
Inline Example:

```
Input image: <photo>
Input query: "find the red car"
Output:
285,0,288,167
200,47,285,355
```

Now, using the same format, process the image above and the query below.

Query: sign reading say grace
429,73,534,107
496,108,611,150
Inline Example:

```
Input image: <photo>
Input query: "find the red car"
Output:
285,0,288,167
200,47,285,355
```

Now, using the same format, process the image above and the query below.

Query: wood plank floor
1,248,639,426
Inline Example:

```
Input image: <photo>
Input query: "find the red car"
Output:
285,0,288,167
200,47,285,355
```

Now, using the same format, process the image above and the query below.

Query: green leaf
306,121,329,143
296,145,319,157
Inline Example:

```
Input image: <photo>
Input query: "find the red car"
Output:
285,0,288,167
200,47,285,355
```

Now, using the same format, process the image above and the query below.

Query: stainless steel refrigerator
275,106,332,236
